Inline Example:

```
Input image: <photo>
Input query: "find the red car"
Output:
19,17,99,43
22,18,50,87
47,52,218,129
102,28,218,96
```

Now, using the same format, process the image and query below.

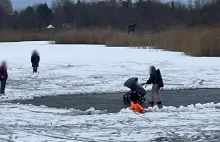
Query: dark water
11,88,220,113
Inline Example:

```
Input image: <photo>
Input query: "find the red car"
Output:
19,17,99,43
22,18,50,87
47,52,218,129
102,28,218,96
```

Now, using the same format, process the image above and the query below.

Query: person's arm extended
141,74,153,86
146,74,153,84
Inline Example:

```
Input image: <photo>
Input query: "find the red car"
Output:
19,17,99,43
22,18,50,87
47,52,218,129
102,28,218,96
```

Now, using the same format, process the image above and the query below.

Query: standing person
0,61,8,95
31,50,40,73
142,66,164,106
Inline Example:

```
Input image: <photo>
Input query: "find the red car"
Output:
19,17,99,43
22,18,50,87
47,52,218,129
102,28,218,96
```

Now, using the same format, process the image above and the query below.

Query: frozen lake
0,41,220,100
0,41,220,141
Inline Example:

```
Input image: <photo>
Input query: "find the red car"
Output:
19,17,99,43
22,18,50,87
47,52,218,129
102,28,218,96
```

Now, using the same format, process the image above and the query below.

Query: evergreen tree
36,3,53,26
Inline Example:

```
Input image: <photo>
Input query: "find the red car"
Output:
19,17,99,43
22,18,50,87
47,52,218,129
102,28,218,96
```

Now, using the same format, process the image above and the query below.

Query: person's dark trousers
33,67,38,73
1,80,6,94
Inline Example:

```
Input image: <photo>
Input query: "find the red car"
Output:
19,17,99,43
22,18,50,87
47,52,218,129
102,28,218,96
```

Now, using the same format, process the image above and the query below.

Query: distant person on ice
142,66,164,106
31,50,40,73
0,61,8,95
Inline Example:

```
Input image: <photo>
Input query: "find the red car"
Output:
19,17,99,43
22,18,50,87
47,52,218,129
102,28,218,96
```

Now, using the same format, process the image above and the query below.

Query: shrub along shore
1,27,220,57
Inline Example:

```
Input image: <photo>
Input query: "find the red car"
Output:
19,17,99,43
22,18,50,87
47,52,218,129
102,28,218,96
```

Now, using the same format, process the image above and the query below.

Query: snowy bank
0,102,220,141
0,41,220,100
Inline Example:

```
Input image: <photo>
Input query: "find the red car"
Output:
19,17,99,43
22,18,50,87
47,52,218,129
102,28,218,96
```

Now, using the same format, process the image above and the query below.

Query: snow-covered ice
0,41,220,141
0,41,220,100
0,103,220,141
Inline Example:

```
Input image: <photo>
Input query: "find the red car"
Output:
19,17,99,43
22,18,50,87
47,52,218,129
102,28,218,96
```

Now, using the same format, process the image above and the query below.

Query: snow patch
0,102,220,141
118,102,220,113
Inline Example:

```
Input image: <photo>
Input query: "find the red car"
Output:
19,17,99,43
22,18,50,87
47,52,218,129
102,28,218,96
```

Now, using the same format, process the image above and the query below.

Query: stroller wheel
123,96,128,104
139,96,145,104
123,92,131,104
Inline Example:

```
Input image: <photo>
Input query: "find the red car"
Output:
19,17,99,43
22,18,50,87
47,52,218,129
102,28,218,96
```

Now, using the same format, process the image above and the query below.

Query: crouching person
143,66,164,106
130,102,146,113
0,61,8,95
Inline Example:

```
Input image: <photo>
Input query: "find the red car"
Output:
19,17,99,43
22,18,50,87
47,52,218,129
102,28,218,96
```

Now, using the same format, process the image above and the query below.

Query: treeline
1,0,220,31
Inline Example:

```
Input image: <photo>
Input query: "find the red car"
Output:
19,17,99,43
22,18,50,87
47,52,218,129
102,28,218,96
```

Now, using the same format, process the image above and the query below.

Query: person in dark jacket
31,50,40,73
0,61,8,95
142,66,163,106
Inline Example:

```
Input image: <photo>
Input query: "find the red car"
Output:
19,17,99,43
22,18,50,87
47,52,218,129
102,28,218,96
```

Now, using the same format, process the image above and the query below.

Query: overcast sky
12,0,53,9
11,0,186,9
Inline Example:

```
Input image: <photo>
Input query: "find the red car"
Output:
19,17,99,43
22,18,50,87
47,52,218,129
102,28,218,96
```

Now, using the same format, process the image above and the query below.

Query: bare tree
51,0,73,13
188,0,193,9
0,0,13,14
0,4,7,27
194,0,201,9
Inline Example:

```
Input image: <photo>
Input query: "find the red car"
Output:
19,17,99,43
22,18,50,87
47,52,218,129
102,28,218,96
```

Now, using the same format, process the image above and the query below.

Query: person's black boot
148,101,154,106
156,101,162,105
